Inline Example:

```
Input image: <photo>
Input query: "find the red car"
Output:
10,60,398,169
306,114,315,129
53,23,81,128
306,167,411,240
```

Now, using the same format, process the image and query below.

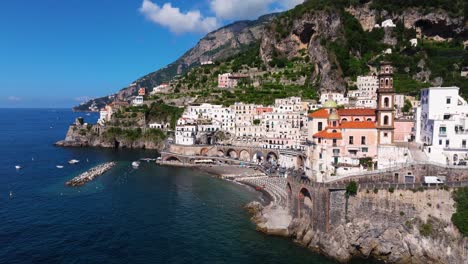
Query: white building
350,75,379,108
98,109,109,125
149,122,170,130
381,19,396,28
175,118,197,145
394,94,406,110
414,87,468,165
151,83,170,94
320,93,349,106
132,96,144,106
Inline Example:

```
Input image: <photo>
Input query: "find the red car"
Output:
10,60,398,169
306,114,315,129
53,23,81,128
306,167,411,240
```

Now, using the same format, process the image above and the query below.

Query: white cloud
210,0,274,20
7,96,21,102
139,0,305,34
140,0,219,34
277,0,305,10
209,0,305,20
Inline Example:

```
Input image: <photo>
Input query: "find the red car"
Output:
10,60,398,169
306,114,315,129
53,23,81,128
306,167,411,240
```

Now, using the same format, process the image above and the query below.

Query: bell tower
376,61,395,145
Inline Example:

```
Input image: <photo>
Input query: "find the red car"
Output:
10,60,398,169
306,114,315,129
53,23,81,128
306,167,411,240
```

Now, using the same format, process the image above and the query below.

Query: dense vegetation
452,187,468,236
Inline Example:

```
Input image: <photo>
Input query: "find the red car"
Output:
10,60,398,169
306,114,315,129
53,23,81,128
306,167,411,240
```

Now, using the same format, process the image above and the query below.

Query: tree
402,99,413,113
346,181,358,197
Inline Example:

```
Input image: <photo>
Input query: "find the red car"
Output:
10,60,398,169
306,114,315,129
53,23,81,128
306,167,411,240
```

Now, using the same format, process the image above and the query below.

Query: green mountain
75,0,467,111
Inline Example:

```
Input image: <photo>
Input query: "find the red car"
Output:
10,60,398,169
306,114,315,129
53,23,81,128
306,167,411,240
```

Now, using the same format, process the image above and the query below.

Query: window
443,114,451,120
384,133,388,137
446,140,450,148
362,147,368,153
463,140,466,148
318,138,322,143
439,140,442,145
384,97,390,107
384,116,389,125
446,97,451,104
361,136,366,145
439,126,446,135
349,136,354,145
319,153,323,159
318,122,323,131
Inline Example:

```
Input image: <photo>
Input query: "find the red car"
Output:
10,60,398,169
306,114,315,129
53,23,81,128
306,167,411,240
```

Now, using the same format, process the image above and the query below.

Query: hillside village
56,1,468,262
82,60,467,181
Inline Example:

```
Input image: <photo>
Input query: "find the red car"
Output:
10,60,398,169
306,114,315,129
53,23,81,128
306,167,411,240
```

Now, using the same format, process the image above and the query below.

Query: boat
56,165,64,169
15,165,22,170
68,159,80,164
132,161,140,168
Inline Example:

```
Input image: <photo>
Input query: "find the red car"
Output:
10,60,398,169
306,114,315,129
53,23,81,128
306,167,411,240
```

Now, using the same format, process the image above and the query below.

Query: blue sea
0,109,369,264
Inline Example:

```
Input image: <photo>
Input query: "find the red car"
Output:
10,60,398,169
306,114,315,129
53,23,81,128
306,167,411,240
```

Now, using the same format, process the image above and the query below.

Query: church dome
323,100,337,109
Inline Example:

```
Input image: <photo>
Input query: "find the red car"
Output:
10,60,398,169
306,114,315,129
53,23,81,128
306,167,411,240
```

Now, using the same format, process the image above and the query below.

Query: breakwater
66,162,116,186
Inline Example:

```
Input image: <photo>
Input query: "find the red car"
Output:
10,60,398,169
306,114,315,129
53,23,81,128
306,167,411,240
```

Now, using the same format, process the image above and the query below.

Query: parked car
458,160,467,166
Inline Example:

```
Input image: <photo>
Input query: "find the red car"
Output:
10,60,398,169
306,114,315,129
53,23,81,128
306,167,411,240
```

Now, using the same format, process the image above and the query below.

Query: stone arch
200,147,209,156
298,187,313,218
296,156,305,170
239,149,250,161
266,152,278,164
252,151,264,163
165,156,181,163
227,149,238,159
216,150,225,157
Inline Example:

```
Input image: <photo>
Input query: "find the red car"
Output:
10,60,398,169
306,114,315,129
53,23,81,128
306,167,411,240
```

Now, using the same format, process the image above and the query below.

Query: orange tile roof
308,109,329,118
313,130,342,139
339,121,376,129
338,108,376,116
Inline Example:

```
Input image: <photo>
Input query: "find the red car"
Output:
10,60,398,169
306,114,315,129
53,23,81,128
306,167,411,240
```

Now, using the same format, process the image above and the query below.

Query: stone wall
284,181,468,263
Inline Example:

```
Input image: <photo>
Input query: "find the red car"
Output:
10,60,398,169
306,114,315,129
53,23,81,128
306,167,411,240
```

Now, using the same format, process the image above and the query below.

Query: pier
66,162,116,187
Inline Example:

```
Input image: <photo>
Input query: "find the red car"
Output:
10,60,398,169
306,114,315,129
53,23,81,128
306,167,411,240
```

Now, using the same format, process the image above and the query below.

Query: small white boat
56,165,64,169
132,161,140,168
68,159,80,164
15,165,22,170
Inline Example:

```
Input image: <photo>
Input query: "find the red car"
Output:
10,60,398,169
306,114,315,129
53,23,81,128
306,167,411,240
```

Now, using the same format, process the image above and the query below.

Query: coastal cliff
249,188,468,263
55,118,165,150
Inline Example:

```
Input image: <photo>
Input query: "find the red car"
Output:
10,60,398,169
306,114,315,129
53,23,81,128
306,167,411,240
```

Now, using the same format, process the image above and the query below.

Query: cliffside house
414,86,468,165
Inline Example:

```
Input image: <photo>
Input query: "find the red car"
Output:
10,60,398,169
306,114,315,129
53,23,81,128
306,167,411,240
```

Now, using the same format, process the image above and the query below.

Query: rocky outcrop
55,119,164,150
260,10,346,94
250,188,468,263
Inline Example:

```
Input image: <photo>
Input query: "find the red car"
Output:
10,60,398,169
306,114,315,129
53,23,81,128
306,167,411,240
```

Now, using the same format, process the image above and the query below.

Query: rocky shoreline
66,162,116,187
246,189,468,264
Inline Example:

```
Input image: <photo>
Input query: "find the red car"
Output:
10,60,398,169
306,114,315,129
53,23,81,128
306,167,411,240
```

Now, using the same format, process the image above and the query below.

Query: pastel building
307,101,379,181
218,73,238,88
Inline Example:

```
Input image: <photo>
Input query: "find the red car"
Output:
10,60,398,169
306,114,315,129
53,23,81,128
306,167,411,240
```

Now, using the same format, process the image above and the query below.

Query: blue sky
0,0,303,108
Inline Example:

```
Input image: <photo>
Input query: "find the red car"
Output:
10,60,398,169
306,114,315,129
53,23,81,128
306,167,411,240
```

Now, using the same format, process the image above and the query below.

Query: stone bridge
164,144,284,164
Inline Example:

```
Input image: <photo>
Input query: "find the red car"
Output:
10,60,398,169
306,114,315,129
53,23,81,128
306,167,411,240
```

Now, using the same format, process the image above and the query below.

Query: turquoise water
0,109,369,263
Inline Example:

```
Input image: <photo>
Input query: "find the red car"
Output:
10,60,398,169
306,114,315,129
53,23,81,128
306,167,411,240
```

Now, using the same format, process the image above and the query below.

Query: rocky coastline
66,162,116,187
55,119,165,151
247,189,468,264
